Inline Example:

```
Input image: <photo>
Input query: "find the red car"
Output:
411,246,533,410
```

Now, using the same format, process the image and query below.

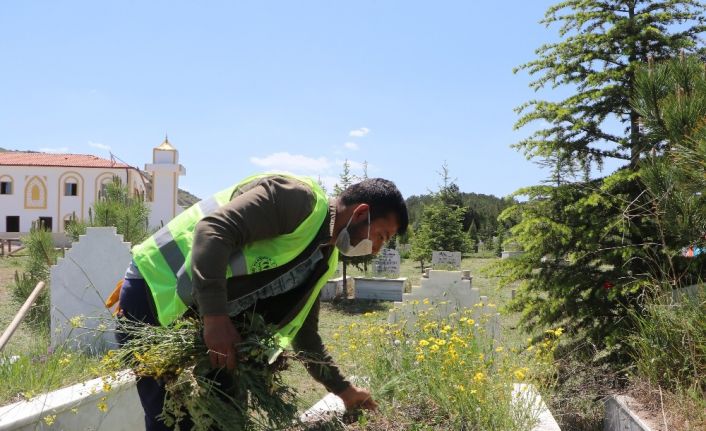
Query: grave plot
345,248,407,301
318,282,563,431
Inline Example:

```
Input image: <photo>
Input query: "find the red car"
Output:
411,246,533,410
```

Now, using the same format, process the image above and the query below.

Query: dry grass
628,379,706,431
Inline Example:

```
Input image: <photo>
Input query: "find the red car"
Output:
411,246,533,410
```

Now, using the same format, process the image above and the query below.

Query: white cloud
38,147,69,153
349,127,370,137
89,141,111,151
249,152,332,172
344,142,359,150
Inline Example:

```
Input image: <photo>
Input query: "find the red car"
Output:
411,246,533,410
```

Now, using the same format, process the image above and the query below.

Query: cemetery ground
4,250,700,429
0,253,553,429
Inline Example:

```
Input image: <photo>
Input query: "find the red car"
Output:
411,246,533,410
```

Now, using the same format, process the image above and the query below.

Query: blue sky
1,0,598,200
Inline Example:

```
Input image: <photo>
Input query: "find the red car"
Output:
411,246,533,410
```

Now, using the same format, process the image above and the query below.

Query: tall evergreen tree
333,159,355,197
410,165,470,270
500,0,706,357
515,0,706,170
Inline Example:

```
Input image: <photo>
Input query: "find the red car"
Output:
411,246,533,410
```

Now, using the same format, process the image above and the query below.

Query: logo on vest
251,256,276,272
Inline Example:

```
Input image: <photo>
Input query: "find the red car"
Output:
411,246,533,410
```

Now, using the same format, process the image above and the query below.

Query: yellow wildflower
418,339,430,347
43,415,56,426
97,397,108,412
69,315,85,328
495,346,503,352
429,344,440,353
423,298,430,305
473,372,485,382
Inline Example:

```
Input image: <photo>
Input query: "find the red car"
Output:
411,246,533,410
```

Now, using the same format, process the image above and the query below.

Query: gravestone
501,250,525,259
320,276,353,301
372,248,400,276
388,270,500,340
353,277,406,301
432,251,462,269
50,227,132,353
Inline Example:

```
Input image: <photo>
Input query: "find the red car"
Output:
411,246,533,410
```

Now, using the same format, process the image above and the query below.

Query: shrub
10,224,56,332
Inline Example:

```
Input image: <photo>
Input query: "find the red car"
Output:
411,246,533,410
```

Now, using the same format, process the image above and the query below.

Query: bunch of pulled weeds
103,313,300,431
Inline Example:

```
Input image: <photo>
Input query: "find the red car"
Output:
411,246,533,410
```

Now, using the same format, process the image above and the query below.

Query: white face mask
335,210,373,257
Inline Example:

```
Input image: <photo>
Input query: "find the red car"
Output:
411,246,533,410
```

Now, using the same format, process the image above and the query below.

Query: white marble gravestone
353,277,406,301
432,251,462,269
50,227,132,353
388,270,500,340
372,248,401,276
320,276,353,301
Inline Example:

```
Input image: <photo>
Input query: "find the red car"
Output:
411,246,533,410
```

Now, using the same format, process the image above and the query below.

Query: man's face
348,211,399,255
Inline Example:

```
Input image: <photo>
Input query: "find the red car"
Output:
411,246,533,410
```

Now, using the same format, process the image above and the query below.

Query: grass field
282,256,526,410
0,253,35,355
0,254,526,415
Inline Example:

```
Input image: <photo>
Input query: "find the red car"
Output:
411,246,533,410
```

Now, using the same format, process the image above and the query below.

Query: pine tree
500,0,706,357
410,164,470,270
92,176,150,245
333,159,355,197
515,0,706,170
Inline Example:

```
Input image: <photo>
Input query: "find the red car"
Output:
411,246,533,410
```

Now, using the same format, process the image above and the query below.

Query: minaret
144,135,186,227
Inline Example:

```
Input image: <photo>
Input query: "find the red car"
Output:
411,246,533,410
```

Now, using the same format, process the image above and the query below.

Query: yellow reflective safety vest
131,173,338,355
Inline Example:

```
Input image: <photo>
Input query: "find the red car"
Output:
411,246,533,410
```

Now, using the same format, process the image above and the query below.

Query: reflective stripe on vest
131,173,330,327
269,249,339,362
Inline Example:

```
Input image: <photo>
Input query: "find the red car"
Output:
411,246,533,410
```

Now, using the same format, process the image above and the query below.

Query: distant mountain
178,188,200,207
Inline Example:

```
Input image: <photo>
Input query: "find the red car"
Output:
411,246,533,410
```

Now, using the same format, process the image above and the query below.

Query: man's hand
203,314,242,370
336,385,378,411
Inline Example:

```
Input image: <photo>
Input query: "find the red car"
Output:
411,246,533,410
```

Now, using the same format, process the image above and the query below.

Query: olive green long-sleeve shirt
191,175,350,394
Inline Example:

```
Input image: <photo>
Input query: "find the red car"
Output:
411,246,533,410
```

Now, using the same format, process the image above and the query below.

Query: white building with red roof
0,137,185,233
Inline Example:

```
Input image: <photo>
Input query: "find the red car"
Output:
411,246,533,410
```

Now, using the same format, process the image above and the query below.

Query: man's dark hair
339,178,409,235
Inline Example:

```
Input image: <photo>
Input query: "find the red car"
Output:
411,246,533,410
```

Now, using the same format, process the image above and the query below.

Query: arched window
24,176,47,209
0,175,13,195
64,177,79,196
95,173,115,200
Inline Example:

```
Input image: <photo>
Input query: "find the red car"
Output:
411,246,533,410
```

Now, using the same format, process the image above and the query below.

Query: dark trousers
118,278,192,431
